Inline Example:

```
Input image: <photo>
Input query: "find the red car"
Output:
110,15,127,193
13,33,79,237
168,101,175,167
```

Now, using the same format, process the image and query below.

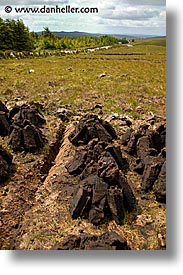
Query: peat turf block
68,114,117,146
0,101,10,137
8,103,46,152
51,231,129,250
0,111,10,136
10,103,46,127
122,122,166,196
153,161,166,203
0,144,13,183
9,121,45,152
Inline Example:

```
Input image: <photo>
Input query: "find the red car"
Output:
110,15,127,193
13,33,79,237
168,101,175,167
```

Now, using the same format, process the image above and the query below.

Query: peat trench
0,100,166,250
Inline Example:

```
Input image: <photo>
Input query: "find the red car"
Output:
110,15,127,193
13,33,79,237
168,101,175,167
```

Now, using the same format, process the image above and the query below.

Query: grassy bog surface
0,39,166,118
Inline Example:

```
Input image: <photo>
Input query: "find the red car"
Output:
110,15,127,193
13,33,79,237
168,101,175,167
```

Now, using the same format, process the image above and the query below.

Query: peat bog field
0,39,166,250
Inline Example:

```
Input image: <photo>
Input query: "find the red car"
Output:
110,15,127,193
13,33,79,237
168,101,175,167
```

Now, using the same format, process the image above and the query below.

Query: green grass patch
0,43,166,118
136,38,166,47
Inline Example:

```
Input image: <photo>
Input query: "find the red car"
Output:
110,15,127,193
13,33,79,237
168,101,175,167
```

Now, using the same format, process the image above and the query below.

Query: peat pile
0,144,13,183
0,101,46,152
66,114,137,226
122,122,166,202
9,103,46,152
0,100,10,136
52,231,129,250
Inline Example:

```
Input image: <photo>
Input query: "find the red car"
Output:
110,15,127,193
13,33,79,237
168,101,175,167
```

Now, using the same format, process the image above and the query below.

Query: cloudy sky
0,0,166,35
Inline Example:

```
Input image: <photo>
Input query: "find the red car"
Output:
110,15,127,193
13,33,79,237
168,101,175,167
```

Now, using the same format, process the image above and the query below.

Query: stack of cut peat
66,114,137,226
0,100,46,152
122,122,166,203
8,103,46,152
0,144,13,183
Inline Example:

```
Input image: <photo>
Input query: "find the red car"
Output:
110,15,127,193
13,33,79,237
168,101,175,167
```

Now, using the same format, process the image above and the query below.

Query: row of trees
0,18,128,51
35,27,121,50
0,18,34,51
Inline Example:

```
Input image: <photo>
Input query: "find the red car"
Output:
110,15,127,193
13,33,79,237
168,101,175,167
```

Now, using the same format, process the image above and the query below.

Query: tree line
0,18,128,51
0,18,34,51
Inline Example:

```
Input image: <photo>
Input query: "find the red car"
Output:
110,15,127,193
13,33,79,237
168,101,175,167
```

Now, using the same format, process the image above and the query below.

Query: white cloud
0,0,166,35
0,1,68,6
100,7,160,21
122,0,166,6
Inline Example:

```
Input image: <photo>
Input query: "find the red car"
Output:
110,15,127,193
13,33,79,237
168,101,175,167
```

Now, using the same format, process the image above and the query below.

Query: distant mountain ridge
36,30,165,39
37,31,100,38
54,31,99,37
